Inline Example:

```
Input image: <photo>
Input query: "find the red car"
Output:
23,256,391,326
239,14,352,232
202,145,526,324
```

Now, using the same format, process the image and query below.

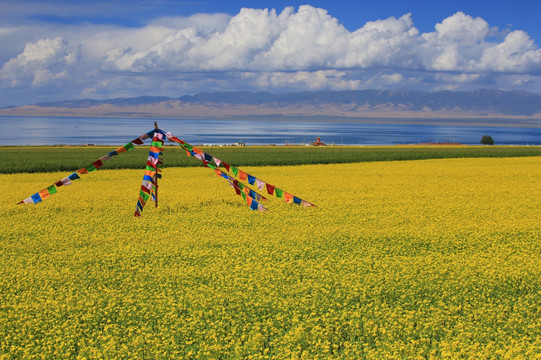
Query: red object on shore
312,136,325,146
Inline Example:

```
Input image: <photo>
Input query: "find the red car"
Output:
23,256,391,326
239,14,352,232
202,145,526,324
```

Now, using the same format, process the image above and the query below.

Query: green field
1,145,540,173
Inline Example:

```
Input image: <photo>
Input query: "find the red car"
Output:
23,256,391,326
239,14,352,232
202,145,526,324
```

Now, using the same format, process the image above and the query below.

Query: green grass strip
0,145,540,174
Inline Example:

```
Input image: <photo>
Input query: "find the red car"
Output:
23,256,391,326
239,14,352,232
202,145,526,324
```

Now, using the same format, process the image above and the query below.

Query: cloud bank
1,5,541,106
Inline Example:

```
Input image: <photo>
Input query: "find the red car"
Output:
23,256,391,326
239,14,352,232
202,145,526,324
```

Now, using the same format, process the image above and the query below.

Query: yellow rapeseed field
1,157,540,359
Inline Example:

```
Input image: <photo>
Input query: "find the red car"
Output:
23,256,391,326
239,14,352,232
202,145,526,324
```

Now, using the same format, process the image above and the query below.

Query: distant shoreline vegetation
1,145,540,174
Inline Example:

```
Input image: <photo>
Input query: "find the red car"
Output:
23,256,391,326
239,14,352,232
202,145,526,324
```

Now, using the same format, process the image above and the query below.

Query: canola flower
0,157,540,358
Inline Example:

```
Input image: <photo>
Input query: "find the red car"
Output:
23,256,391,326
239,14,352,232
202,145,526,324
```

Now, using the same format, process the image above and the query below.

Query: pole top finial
154,121,158,130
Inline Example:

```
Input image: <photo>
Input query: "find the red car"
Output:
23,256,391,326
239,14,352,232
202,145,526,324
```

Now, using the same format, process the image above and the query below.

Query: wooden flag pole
154,121,159,208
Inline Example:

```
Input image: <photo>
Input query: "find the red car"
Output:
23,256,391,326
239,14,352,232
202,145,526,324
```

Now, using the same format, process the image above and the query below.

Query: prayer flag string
134,131,165,217
17,126,315,215
166,134,315,209
17,130,154,205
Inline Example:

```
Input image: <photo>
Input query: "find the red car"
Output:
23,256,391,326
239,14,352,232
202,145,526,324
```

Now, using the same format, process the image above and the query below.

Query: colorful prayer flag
92,160,103,169
19,127,315,213
31,193,42,204
284,192,293,203
39,189,50,200
247,174,256,185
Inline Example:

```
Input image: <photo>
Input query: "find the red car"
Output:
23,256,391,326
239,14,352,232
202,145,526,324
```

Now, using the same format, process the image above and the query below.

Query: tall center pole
154,121,159,208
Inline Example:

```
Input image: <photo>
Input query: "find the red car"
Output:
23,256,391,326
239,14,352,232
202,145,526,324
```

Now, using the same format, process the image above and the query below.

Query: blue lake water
0,116,540,146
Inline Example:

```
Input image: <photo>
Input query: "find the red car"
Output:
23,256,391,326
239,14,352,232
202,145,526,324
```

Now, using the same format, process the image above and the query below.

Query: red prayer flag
146,160,157,169
132,138,144,145
138,196,146,207
223,162,231,171
233,180,241,195
266,183,275,195
92,160,103,169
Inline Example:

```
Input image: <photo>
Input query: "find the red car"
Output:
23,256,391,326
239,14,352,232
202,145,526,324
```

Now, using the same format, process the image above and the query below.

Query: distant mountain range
2,89,541,123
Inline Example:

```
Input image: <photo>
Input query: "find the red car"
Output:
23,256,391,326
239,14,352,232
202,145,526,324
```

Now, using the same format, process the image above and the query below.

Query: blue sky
1,0,541,106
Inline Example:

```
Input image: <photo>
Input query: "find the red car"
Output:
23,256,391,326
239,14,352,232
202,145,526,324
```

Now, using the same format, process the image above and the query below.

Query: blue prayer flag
248,175,256,185
68,172,80,180
31,193,42,204
293,196,302,205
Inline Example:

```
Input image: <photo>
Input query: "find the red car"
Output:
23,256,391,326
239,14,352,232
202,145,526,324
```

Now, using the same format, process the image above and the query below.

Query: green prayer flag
232,167,239,177
275,188,283,198
151,141,162,148
146,165,155,171
241,192,246,200
86,164,97,172
124,142,135,151
47,185,57,194
140,191,150,202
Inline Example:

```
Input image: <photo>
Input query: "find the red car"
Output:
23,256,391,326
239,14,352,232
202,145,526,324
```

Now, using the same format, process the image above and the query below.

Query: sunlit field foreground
1,157,540,358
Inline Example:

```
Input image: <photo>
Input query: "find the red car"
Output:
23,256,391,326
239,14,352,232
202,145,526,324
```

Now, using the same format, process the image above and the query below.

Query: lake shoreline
0,113,540,128
2,116,540,146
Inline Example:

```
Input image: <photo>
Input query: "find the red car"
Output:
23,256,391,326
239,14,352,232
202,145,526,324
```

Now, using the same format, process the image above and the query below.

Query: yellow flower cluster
0,157,540,358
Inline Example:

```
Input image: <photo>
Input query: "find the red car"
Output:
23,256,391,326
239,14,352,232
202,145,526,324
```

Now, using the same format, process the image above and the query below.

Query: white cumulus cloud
101,7,541,76
1,5,541,106
0,36,79,88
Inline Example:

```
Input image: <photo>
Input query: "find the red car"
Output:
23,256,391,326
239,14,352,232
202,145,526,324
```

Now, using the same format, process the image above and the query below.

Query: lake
0,116,540,146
